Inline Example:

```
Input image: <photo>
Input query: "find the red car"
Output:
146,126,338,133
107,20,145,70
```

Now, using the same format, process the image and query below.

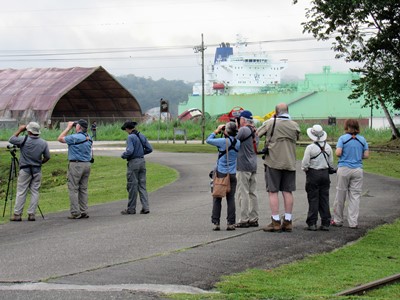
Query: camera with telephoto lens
230,116,241,128
7,144,18,155
257,145,269,160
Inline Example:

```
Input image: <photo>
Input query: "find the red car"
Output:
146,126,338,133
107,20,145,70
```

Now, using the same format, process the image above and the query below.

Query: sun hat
26,122,41,135
306,124,327,142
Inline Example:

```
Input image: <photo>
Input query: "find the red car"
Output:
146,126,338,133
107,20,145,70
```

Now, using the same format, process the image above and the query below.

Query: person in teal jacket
206,122,240,231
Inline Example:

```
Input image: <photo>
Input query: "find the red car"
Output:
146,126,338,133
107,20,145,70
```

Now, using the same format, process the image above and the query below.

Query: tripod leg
37,205,45,220
2,158,15,217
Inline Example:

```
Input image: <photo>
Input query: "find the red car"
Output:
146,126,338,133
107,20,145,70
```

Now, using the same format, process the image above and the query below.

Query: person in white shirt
301,124,334,231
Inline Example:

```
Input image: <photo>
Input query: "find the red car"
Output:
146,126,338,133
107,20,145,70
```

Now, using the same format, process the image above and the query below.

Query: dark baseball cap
74,119,88,130
121,121,138,130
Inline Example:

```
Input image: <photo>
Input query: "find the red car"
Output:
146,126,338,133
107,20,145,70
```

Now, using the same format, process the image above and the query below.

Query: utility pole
193,34,207,144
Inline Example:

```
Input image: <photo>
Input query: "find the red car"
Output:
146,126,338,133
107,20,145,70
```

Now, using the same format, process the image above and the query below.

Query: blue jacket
206,133,240,174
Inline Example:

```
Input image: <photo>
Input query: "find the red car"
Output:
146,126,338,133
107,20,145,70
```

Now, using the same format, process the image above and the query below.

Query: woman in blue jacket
206,122,240,231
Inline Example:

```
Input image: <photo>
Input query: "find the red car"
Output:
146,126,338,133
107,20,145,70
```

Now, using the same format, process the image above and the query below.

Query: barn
0,66,142,128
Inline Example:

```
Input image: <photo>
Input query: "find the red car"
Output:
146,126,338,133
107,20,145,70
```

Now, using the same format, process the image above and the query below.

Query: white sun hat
306,124,327,142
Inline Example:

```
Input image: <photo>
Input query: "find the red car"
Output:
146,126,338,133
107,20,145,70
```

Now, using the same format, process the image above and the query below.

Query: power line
0,37,321,58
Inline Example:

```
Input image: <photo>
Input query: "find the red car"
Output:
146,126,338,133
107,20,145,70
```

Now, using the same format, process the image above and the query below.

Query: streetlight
193,34,207,144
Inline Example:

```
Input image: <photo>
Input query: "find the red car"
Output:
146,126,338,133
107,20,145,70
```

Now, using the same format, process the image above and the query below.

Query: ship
192,35,288,96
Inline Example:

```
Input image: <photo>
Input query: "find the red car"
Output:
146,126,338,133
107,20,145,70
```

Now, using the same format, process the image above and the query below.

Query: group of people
8,108,369,231
207,102,369,232
9,119,152,221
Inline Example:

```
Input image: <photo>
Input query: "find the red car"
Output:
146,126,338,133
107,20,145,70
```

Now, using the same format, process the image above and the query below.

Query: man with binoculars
58,119,93,219
9,122,50,221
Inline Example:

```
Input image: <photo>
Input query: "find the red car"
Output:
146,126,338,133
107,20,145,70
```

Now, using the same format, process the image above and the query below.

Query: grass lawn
0,152,178,223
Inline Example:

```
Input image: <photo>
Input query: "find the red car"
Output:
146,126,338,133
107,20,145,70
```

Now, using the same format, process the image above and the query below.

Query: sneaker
305,224,317,231
28,214,36,221
10,214,22,222
263,218,281,232
319,225,330,231
121,209,136,215
281,219,293,232
78,213,89,219
226,224,236,231
349,225,358,229
140,209,150,214
68,214,81,219
213,224,220,231
235,222,250,228
331,220,343,227
248,221,259,227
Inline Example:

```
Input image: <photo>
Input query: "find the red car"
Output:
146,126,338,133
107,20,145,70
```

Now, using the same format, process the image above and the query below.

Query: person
91,121,97,141
120,121,153,215
9,122,50,221
301,124,334,231
234,110,260,228
332,119,369,229
256,103,300,232
206,122,241,231
58,119,93,219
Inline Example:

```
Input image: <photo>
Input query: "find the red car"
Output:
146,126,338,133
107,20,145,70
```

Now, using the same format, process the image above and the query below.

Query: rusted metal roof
0,66,142,126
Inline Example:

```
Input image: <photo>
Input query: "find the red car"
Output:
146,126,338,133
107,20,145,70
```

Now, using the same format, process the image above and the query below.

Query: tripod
2,148,44,219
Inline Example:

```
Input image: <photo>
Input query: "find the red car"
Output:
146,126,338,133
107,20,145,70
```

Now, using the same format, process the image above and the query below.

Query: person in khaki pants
9,122,50,221
234,110,260,228
332,119,369,229
58,119,93,219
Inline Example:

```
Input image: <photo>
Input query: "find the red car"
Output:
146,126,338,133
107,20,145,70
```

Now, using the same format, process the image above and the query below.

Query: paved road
0,141,399,299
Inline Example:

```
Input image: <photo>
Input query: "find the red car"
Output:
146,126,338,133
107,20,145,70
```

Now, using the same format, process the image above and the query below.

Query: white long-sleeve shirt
301,141,334,172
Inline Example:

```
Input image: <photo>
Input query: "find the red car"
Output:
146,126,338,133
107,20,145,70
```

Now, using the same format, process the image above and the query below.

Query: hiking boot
78,213,89,219
305,224,317,231
28,214,36,221
319,225,330,231
68,214,81,219
226,224,236,231
263,218,281,232
248,220,259,227
281,219,293,232
140,209,150,214
11,214,22,222
121,209,136,215
235,222,250,228
212,224,220,231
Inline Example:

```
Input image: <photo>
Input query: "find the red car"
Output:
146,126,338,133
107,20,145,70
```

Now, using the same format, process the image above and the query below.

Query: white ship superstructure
194,36,288,96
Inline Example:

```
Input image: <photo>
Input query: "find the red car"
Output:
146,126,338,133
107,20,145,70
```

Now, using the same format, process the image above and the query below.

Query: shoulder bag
212,139,231,198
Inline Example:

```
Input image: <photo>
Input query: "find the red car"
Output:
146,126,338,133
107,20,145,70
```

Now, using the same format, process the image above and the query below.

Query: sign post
159,98,169,143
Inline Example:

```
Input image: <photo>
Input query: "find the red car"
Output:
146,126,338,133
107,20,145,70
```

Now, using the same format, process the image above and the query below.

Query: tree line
116,74,193,117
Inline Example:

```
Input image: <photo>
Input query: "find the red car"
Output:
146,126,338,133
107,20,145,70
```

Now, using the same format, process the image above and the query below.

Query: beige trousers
236,171,259,223
333,166,363,227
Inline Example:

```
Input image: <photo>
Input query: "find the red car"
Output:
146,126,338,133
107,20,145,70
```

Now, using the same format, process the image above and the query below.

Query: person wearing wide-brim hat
301,124,334,231
9,122,51,221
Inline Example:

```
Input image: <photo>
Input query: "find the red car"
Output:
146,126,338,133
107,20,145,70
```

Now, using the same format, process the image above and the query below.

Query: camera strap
311,142,331,168
19,135,28,148
343,134,365,147
218,137,238,160
242,125,258,154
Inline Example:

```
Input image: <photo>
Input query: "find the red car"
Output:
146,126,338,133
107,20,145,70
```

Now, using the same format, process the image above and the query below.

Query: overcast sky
0,0,358,82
